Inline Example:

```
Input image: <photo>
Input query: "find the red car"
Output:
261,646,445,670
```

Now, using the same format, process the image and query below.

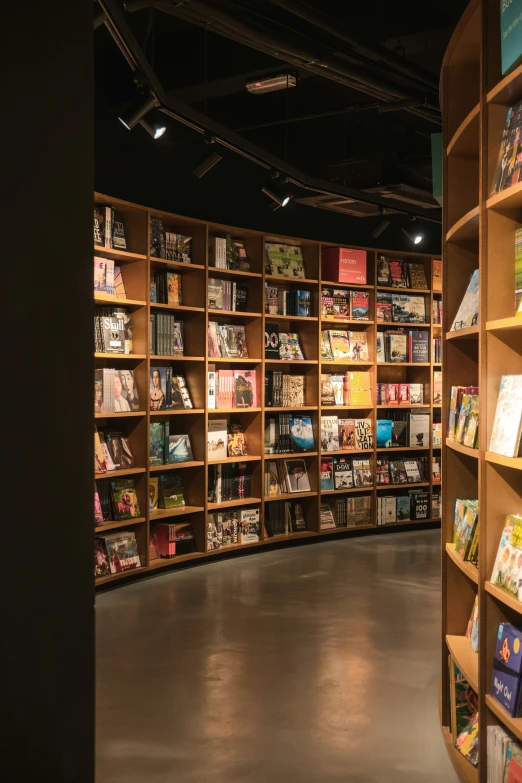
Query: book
328,330,350,361
167,434,193,464
283,459,311,492
158,473,185,508
490,623,522,716
490,516,522,602
409,330,429,363
352,458,372,487
377,255,391,285
240,508,260,543
289,415,314,452
449,656,478,741
376,291,393,322
333,456,353,489
149,477,159,512
321,247,367,284
350,290,370,320
320,331,334,360
403,458,421,483
396,496,410,522
208,419,228,461
504,742,522,782
433,371,442,405
376,420,393,448
432,259,442,292
450,270,479,331
354,418,373,450
454,713,479,767
409,414,430,448
150,422,165,466
102,531,141,574
228,423,247,457
150,367,167,411
320,504,336,530
95,538,111,576
491,100,522,195
348,331,369,362
110,478,140,520
265,323,280,359
348,371,373,406
279,332,304,360
376,458,390,485
408,263,428,289
392,294,426,323
466,595,479,653
320,457,334,490
338,418,356,450
490,375,522,457
321,416,340,451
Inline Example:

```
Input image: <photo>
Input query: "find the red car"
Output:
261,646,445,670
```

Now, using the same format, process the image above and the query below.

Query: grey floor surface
96,530,459,782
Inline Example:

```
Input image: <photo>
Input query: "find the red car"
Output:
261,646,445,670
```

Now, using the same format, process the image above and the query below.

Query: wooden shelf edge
446,635,479,694
445,543,479,584
208,497,263,510
441,726,479,783
150,505,204,520
95,467,147,479
485,451,522,470
445,439,479,459
485,581,522,615
485,694,522,742
95,517,147,534
446,324,480,340
486,316,522,333
447,104,480,157
487,180,522,211
487,63,522,104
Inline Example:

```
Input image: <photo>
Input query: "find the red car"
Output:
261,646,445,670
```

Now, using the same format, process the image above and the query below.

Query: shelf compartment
487,181,522,211
445,543,479,584
208,497,263,510
208,455,262,464
485,694,522,742
445,206,480,244
149,461,205,472
487,63,522,105
447,104,480,159
446,634,479,693
486,581,522,615
150,257,205,271
446,439,479,459
148,551,206,570
150,505,204,521
207,267,261,279
441,726,478,783
485,451,522,470
95,517,147,534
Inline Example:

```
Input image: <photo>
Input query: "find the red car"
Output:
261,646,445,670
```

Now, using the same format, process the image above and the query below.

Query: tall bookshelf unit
441,0,522,779
94,192,442,589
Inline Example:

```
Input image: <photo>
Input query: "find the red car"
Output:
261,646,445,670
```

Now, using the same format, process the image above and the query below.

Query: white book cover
489,375,522,457
450,269,479,331
403,459,421,483
321,416,339,451
384,496,396,525
376,333,385,363
240,508,260,543
208,418,228,460
207,368,216,410
409,414,430,448
320,504,336,530
348,331,369,362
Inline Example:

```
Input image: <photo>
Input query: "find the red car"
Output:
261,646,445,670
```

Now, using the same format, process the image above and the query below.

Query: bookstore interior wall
93,193,443,588
441,0,522,780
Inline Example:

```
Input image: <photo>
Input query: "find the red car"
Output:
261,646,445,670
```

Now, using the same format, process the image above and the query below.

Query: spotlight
262,181,293,207
401,228,424,245
139,118,167,139
371,219,391,239
118,93,159,131
193,151,223,178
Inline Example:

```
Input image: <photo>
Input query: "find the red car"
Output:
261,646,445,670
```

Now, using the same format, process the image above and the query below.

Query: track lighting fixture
401,228,424,245
262,177,293,208
139,118,167,139
193,151,223,178
118,92,159,131
371,219,391,239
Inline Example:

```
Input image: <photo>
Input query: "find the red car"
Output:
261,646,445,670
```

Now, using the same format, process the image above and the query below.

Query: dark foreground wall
1,1,94,780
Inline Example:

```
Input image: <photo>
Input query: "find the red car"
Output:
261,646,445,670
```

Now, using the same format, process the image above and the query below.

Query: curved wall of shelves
94,192,442,589
441,0,522,779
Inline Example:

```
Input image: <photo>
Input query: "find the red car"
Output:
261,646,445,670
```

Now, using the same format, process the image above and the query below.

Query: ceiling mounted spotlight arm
97,0,441,224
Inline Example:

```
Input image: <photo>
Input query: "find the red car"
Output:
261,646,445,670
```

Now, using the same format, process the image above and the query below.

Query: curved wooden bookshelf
485,695,522,741
446,325,480,341
487,63,522,104
445,439,479,459
446,634,479,693
446,207,480,244
485,581,522,615
487,180,522,211
486,316,522,334
447,104,480,158
485,452,522,471
94,191,442,591
442,727,479,783
446,543,479,584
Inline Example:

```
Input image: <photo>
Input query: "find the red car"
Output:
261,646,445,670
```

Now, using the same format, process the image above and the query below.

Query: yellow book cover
347,371,372,406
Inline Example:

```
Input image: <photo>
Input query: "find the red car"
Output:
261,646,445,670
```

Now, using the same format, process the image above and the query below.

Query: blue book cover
376,419,393,448
296,290,311,318
490,623,522,716
289,416,314,452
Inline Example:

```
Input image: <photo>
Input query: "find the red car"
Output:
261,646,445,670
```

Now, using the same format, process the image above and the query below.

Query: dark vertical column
1,1,94,780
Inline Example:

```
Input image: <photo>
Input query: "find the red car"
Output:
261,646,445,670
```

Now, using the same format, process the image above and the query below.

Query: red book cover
398,384,410,405
153,523,177,558
322,247,367,285
386,384,399,405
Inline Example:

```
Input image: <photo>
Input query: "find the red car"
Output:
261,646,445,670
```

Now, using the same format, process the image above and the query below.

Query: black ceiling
94,0,469,254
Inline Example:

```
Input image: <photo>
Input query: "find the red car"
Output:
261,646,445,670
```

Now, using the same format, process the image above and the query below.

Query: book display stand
94,192,442,589
441,0,522,778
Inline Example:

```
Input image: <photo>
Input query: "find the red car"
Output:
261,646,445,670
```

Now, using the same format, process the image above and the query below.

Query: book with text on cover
489,375,522,457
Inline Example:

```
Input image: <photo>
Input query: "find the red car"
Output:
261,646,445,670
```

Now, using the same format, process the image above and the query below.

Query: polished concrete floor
96,530,458,782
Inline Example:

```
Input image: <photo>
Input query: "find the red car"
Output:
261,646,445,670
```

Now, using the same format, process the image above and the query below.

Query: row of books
376,381,426,406
432,298,443,325
433,337,442,363
150,314,184,356
94,428,135,474
265,414,314,454
208,462,252,504
208,420,248,459
320,329,369,362
320,496,372,529
320,371,372,407
150,218,192,262
491,621,522,719
452,498,479,563
209,235,250,271
150,367,194,411
95,368,142,413
377,256,428,289
376,491,429,524
208,322,249,358
94,306,132,354
320,288,370,321
376,328,429,363
263,325,306,360
208,278,248,312
94,205,127,250
265,372,305,407
376,291,427,323
265,285,311,317
149,473,186,511
375,455,429,485
94,257,126,297
95,477,141,523
448,657,478,767
265,500,308,536
320,416,372,451
377,412,430,448
432,454,441,481
448,386,479,449
95,530,140,577
321,456,370,489
150,422,194,465
265,242,306,278
151,270,182,305
265,458,313,495
208,369,257,409
151,521,197,558
487,726,522,781
207,508,260,548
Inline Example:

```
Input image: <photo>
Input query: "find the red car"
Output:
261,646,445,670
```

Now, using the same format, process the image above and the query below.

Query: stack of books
265,372,305,407
209,235,250,271
208,369,257,409
320,288,370,320
265,414,314,454
150,315,184,356
376,291,427,323
448,386,479,448
320,416,373,452
320,496,372,529
321,371,372,406
376,328,429,363
208,278,248,312
150,218,192,262
265,285,311,316
208,322,249,358
452,498,479,563
321,330,369,362
376,492,429,524
377,256,428,288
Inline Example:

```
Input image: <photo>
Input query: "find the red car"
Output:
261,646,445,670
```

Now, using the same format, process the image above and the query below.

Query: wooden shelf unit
441,1,522,778
94,192,442,589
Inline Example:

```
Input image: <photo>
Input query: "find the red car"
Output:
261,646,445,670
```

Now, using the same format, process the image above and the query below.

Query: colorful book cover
240,508,260,543
150,367,167,411
320,457,334,490
450,269,480,331
454,713,479,767
110,479,140,520
208,419,228,460
149,477,159,512
354,418,373,450
490,375,522,457
321,416,340,451
328,330,351,361
150,422,165,466
333,456,353,489
338,419,356,450
321,331,334,360
228,423,248,457
158,473,185,509
490,516,522,601
348,331,369,362
102,531,141,574
490,623,522,716
388,333,407,363
409,414,430,448
376,291,393,322
350,290,370,320
352,458,372,487
348,371,372,406
465,595,479,653
376,420,393,448
168,434,194,464
289,415,314,452
95,537,111,576
284,459,311,492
